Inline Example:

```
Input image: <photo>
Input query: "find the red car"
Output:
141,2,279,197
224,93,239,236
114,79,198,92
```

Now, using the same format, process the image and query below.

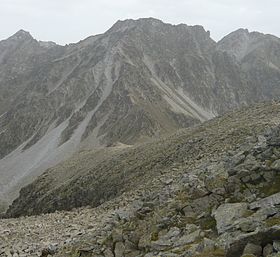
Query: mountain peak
9,29,33,41
108,17,165,33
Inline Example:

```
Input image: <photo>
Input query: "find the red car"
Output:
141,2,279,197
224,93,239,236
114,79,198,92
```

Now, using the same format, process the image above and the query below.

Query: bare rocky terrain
1,102,280,257
1,18,280,207
1,18,280,257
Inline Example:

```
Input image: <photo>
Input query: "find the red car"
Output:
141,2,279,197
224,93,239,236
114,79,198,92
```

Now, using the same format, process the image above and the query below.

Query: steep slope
1,18,280,208
2,102,280,257
7,101,280,217
217,28,280,102
0,19,216,204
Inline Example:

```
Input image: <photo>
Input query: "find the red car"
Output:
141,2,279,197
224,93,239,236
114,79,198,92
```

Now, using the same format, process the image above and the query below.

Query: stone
238,219,258,233
174,229,201,247
164,227,181,240
263,243,273,257
114,242,125,257
271,160,280,171
250,192,280,210
204,163,228,192
150,239,173,251
226,225,280,257
273,240,280,252
213,202,248,234
202,237,215,251
103,249,114,257
112,229,123,243
242,243,262,257
185,224,199,234
40,249,49,257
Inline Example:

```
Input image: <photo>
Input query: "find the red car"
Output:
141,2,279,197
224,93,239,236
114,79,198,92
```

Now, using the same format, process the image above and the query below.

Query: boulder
242,243,262,257
250,192,280,210
114,242,125,257
226,226,280,257
213,203,248,234
273,240,280,251
263,243,273,257
271,159,280,171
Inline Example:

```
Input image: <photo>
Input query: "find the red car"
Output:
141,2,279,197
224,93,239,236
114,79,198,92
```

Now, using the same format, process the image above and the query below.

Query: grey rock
174,229,201,247
114,242,125,257
263,244,274,257
250,192,280,210
202,237,215,251
273,240,280,252
271,160,280,171
213,203,248,234
226,225,280,257
242,243,262,257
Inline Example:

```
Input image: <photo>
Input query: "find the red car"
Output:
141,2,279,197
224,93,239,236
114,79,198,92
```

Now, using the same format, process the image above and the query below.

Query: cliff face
1,18,280,204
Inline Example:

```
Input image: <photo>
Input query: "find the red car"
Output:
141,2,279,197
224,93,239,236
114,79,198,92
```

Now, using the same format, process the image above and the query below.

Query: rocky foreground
1,103,280,257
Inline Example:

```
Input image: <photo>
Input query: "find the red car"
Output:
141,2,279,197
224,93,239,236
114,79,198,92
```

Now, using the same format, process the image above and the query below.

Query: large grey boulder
250,192,280,210
226,226,280,257
242,243,262,257
213,203,248,234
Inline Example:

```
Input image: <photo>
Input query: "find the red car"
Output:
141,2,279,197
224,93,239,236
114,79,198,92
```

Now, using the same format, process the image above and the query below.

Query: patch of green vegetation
70,251,81,257
197,216,217,230
151,231,159,241
171,244,192,254
239,183,248,193
175,190,189,203
243,209,254,218
194,248,225,257
259,175,280,196
60,249,80,257
266,216,280,226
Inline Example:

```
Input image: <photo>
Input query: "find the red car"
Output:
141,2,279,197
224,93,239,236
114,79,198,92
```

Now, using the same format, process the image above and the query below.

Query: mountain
1,18,280,207
3,101,280,257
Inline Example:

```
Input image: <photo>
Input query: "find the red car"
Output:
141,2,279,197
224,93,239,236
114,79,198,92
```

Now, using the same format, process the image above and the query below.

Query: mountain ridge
1,17,280,209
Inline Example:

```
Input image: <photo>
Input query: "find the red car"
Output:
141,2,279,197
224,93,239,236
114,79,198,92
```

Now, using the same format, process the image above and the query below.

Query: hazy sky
0,0,279,45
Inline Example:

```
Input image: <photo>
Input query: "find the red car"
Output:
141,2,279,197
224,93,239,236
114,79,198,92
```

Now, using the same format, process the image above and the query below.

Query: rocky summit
1,18,280,257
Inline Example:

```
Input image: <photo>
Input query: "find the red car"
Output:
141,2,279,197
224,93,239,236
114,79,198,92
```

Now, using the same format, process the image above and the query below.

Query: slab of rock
242,243,262,257
250,192,280,210
213,203,248,234
226,225,280,257
174,229,201,247
114,242,125,257
271,159,280,171
263,243,273,257
273,240,280,251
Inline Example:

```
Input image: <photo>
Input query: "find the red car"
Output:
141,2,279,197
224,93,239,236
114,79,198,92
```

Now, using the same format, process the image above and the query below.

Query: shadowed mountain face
0,18,280,205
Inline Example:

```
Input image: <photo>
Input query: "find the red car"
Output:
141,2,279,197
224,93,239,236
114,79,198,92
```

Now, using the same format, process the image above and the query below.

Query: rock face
1,18,280,209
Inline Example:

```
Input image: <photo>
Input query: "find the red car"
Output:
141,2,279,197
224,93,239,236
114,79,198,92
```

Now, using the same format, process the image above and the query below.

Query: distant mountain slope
7,101,280,217
1,18,280,205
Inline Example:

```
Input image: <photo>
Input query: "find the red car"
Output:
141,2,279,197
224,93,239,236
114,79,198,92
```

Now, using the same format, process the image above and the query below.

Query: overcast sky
0,0,279,45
